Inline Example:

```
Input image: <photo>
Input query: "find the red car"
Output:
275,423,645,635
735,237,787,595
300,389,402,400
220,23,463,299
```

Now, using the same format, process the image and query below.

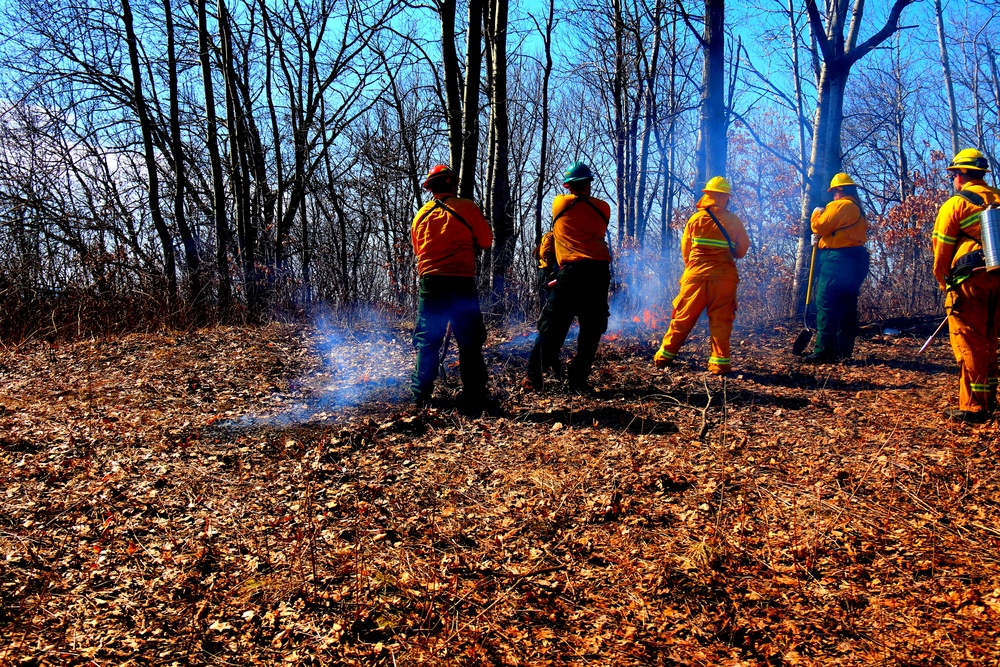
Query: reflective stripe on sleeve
959,213,982,230
932,230,957,245
691,237,731,248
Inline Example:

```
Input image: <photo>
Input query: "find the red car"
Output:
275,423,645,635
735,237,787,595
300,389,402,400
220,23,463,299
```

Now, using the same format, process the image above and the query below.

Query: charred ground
2,320,998,666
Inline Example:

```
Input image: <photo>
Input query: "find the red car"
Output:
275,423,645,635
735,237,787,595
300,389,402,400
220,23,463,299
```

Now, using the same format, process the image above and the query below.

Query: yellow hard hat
947,148,990,173
828,172,856,191
702,176,731,194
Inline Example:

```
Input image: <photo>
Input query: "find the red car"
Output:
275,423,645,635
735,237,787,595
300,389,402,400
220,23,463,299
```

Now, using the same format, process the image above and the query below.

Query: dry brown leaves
1,320,999,666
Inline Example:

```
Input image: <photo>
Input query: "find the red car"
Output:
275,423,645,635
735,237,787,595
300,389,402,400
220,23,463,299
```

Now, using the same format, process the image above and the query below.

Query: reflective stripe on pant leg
706,279,737,372
949,278,992,413
660,277,707,358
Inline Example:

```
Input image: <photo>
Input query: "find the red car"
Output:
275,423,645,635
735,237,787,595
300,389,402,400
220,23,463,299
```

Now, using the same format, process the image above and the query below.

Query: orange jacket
679,193,750,282
411,194,493,277
537,231,557,269
551,194,612,264
932,180,1000,289
811,197,867,249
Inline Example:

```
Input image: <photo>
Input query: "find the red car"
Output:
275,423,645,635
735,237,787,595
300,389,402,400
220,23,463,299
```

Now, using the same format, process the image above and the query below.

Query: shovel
792,244,818,356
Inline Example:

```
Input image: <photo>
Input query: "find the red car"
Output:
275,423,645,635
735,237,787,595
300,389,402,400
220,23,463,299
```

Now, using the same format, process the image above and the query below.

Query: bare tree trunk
533,0,555,247
613,0,626,246
934,0,960,156
198,0,231,313
791,0,915,316
439,0,464,170
634,0,664,247
164,0,205,320
122,0,177,303
695,0,726,186
488,0,512,310
459,0,483,198
219,0,256,312
788,0,808,200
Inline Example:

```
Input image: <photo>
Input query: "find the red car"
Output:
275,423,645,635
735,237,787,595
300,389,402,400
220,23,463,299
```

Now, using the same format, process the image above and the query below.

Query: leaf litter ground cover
2,320,999,666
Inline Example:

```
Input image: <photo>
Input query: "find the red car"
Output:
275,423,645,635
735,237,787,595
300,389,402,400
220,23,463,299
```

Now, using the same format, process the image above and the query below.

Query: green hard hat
563,161,594,184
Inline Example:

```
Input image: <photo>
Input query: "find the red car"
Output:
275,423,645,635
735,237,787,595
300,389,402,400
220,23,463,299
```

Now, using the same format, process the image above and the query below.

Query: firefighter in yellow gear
932,148,1000,422
654,176,750,374
801,173,870,363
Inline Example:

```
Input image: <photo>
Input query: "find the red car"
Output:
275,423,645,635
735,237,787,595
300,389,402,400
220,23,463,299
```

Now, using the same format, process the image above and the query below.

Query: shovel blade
792,328,813,356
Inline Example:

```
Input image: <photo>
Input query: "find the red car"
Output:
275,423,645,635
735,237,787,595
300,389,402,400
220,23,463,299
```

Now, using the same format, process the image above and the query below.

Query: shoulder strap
414,197,473,234
952,190,987,244
580,197,610,225
955,190,986,208
553,196,580,223
704,208,736,255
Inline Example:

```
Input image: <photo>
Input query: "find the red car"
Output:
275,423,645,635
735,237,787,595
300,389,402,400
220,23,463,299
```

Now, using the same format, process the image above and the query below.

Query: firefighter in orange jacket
654,177,750,375
524,161,612,391
801,173,870,363
410,165,494,413
932,149,1000,422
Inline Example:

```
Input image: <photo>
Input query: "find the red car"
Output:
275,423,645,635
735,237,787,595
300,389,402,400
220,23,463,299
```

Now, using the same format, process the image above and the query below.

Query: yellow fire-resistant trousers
657,278,738,374
947,270,1000,413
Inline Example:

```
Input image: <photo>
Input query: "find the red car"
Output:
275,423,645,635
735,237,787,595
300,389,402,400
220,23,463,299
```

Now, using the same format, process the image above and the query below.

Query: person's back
654,177,749,375
524,162,612,392
409,165,494,414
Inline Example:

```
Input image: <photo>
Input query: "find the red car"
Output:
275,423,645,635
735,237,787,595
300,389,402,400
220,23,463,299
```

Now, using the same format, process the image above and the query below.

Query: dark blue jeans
814,246,869,359
411,276,488,402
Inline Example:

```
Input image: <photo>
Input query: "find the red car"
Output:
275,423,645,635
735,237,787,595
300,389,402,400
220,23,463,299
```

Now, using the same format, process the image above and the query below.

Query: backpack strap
704,208,737,255
952,190,986,244
414,197,473,234
553,197,580,223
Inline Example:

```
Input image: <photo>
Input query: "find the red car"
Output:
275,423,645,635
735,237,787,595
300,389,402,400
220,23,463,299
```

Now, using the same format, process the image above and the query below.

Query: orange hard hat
422,164,455,189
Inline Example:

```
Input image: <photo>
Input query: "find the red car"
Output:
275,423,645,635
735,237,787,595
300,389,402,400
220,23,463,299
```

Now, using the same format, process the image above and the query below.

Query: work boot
943,408,987,424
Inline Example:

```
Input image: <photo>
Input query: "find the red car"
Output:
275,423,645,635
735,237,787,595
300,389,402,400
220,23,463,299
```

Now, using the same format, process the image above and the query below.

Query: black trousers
528,260,611,385
411,276,488,402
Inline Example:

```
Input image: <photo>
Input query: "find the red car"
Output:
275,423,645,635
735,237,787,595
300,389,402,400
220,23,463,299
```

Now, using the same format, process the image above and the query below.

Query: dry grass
1,319,998,666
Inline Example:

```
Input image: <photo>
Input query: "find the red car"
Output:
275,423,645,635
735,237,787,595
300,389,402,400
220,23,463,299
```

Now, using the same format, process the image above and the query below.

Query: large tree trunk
459,0,483,199
122,0,177,303
488,0,512,311
791,0,915,315
695,0,726,186
197,0,231,313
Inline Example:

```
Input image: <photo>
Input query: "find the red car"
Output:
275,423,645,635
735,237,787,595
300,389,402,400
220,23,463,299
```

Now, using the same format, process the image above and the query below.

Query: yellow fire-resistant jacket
537,231,557,269
411,194,493,277
811,196,867,249
551,194,612,265
932,180,1000,289
679,193,750,282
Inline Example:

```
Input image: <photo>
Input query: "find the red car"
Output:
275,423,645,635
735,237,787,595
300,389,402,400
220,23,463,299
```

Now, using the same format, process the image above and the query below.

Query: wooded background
0,0,994,339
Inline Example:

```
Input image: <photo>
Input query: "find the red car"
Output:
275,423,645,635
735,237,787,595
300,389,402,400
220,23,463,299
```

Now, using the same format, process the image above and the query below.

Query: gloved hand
811,233,820,246
812,206,823,217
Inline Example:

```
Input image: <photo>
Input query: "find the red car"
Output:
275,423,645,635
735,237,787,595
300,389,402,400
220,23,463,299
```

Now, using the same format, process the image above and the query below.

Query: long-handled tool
918,314,950,354
792,244,818,356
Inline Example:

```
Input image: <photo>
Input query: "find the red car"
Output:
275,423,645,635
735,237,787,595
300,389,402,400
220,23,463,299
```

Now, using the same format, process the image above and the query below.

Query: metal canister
981,207,1000,271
